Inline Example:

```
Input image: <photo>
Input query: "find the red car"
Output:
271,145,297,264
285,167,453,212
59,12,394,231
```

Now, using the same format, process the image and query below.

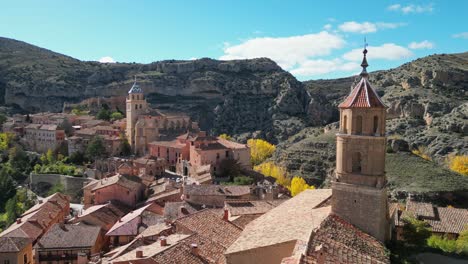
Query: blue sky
1,0,467,80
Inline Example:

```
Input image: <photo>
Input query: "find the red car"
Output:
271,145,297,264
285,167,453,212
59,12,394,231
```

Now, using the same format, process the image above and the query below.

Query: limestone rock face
0,37,311,142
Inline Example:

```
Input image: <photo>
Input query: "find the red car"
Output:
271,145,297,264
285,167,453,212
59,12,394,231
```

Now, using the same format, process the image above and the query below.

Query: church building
125,79,196,155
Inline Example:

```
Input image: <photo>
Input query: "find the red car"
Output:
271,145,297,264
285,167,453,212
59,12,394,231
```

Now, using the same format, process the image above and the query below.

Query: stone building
23,124,65,153
0,237,33,264
125,79,194,155
332,47,390,242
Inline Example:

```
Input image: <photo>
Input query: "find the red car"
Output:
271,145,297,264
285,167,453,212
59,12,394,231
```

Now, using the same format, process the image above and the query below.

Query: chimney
77,252,88,264
160,236,167,246
16,218,21,224
179,206,188,216
136,250,143,258
223,207,229,221
190,243,199,256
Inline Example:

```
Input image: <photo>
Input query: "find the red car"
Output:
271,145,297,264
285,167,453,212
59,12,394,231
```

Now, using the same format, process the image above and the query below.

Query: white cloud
339,22,377,33
338,21,405,34
387,4,433,14
323,24,332,31
408,40,434,49
290,59,360,76
220,31,345,69
98,56,116,63
343,43,413,61
452,32,468,39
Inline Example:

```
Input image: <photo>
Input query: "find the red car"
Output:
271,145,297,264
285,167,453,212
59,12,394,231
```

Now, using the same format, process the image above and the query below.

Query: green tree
219,134,233,140
96,108,111,121
58,118,73,136
456,226,468,254
86,136,107,160
110,111,124,121
0,170,16,211
119,136,132,156
7,146,32,181
0,113,7,126
68,151,87,165
0,132,15,152
218,159,241,180
47,183,64,196
402,216,431,245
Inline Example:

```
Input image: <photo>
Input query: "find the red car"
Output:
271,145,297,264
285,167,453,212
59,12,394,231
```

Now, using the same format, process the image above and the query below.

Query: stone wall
29,173,92,202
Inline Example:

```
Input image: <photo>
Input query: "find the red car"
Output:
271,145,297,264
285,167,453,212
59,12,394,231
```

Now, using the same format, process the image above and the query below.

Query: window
356,116,362,135
24,253,28,264
216,153,220,159
225,151,229,158
135,105,138,110
352,152,362,173
343,115,348,134
373,116,379,135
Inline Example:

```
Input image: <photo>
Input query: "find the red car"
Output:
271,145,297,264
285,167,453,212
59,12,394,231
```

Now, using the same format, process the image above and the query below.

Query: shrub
290,176,315,196
402,216,431,245
447,155,468,176
411,146,431,161
248,139,276,165
427,235,457,253
219,134,232,140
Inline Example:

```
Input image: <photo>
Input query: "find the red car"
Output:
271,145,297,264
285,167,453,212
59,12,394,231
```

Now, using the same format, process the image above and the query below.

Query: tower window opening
135,105,138,110
343,115,348,134
373,116,379,135
352,152,362,173
356,116,363,135
132,95,134,100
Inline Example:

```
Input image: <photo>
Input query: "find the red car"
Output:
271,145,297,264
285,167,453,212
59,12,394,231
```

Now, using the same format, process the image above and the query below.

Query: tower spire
360,38,369,78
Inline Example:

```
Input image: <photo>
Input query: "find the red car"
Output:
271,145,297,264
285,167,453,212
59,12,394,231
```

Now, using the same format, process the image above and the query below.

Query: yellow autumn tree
248,139,276,165
448,155,468,176
289,177,315,197
254,161,290,188
219,134,233,140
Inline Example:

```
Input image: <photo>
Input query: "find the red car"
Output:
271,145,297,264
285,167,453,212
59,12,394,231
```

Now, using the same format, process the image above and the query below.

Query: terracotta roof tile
0,237,31,252
339,78,386,109
175,209,242,248
301,214,390,264
184,185,251,197
36,224,101,249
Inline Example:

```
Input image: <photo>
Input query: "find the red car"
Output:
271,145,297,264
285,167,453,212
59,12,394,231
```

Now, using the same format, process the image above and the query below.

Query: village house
0,193,70,245
35,224,105,264
23,124,65,153
95,157,167,185
395,200,468,240
106,203,165,247
83,174,146,209
0,237,33,264
69,202,131,232
182,185,257,207
68,127,123,157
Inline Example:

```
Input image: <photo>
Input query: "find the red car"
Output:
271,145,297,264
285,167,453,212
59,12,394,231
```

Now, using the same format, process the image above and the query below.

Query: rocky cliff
0,37,312,142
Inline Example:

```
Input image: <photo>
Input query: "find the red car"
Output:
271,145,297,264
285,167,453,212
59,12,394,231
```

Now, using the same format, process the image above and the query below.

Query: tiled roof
164,201,200,222
217,138,248,150
300,214,390,264
184,185,251,197
36,224,101,249
225,200,279,216
338,78,386,108
225,189,332,255
0,193,70,241
402,201,468,234
70,202,130,231
0,237,31,252
230,214,262,230
106,204,165,236
196,142,228,151
148,140,186,149
90,174,143,192
175,209,242,248
139,223,172,238
151,233,226,264
110,234,190,263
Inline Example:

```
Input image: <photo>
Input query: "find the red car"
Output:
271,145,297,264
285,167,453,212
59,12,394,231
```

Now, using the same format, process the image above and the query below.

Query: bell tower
126,78,147,152
331,47,389,242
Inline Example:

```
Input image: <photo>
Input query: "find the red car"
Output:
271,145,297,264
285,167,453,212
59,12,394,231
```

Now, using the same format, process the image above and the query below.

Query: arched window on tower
343,115,348,134
373,116,379,135
132,95,135,100
135,105,138,110
352,152,362,173
356,116,363,135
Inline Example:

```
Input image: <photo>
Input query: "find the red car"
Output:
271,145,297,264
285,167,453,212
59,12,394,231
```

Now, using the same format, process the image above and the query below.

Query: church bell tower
331,47,389,242
126,78,147,152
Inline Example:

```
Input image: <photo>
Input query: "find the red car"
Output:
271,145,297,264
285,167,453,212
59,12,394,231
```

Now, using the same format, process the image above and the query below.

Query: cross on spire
360,38,369,78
